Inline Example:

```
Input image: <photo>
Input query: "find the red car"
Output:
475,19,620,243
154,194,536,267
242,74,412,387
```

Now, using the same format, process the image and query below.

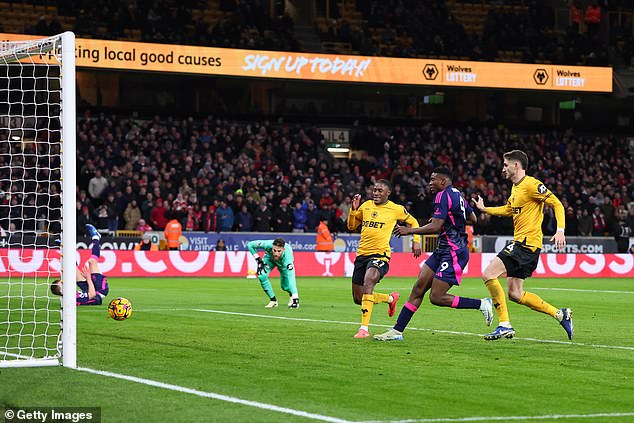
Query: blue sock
452,296,481,309
394,301,418,332
91,239,101,258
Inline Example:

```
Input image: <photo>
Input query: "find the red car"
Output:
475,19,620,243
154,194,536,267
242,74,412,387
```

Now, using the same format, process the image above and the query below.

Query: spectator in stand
101,180,119,204
113,190,129,229
135,233,158,251
140,193,156,224
542,207,557,237
216,201,235,232
244,195,258,214
565,206,579,236
237,205,254,232
200,205,216,233
172,192,189,225
215,239,227,251
592,207,607,236
150,200,170,230
184,206,198,231
93,203,110,232
233,192,245,216
292,202,307,233
584,2,601,38
77,204,94,234
319,191,335,210
273,199,293,232
71,112,630,240
103,193,119,233
601,196,616,234
330,210,348,235
78,190,94,211
88,169,108,203
338,195,352,218
136,219,153,233
305,200,319,232
253,201,273,232
578,209,593,236
123,199,142,230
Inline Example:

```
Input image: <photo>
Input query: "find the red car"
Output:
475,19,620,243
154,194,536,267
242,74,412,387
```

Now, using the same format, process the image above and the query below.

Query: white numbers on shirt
459,196,466,220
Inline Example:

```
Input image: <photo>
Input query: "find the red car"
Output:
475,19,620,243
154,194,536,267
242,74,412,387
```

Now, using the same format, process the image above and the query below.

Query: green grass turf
1,276,634,422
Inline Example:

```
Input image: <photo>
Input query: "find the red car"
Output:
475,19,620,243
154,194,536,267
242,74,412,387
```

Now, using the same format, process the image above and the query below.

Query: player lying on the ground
50,224,109,305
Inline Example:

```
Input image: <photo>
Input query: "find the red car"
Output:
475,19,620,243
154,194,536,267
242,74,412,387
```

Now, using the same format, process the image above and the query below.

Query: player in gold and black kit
347,179,422,339
474,150,574,341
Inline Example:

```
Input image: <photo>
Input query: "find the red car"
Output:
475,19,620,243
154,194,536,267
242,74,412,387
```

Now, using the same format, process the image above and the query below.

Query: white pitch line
75,367,353,423
74,312,634,423
362,411,634,422
192,308,634,351
533,287,634,295
74,367,634,423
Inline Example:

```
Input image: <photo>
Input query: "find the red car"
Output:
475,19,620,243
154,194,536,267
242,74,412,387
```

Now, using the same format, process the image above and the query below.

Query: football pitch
2,276,634,422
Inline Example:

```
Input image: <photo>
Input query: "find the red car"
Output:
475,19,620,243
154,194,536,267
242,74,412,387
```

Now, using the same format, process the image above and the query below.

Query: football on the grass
108,297,133,321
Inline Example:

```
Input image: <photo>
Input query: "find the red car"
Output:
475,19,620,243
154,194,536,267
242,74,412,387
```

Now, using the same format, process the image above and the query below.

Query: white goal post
0,32,76,367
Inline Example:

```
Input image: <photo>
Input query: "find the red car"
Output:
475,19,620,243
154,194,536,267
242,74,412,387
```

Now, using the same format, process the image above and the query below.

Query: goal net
0,33,76,367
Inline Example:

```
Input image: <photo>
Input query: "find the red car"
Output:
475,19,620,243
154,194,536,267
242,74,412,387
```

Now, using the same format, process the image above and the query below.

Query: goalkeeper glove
255,257,267,275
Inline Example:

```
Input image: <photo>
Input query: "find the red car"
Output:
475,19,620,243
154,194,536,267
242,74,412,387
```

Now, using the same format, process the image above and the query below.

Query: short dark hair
432,167,453,180
376,179,392,190
273,238,286,247
503,150,528,170
50,280,62,296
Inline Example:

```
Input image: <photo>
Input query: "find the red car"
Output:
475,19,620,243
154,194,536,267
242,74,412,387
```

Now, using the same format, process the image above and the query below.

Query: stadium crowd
25,0,301,52
319,0,632,67
70,112,633,241
18,0,633,68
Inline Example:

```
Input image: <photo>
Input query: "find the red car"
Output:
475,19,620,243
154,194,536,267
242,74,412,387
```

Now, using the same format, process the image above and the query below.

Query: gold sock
372,292,390,304
485,278,510,323
518,291,558,317
361,294,375,327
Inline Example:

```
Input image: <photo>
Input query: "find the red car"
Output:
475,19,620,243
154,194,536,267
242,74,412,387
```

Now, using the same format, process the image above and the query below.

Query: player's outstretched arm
473,195,487,212
394,218,444,236
474,195,512,216
246,240,264,256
